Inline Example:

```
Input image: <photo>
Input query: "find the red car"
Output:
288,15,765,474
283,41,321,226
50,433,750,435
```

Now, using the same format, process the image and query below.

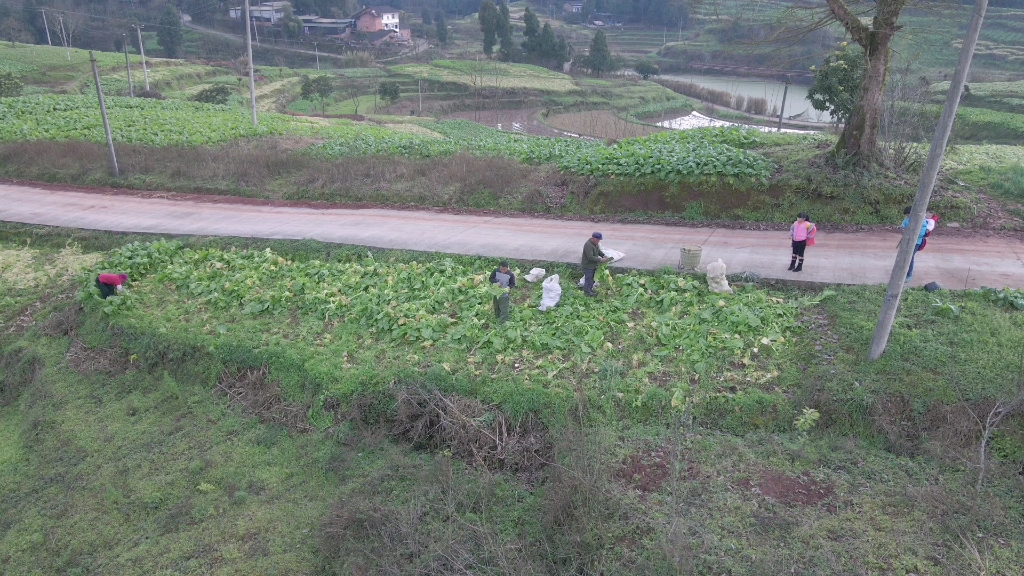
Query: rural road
1,183,1022,289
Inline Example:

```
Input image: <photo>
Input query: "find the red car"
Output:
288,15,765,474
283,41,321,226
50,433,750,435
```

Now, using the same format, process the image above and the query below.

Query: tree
587,30,611,77
807,43,865,126
823,0,907,160
378,80,400,105
421,9,432,24
156,6,183,58
192,84,232,105
522,6,539,41
0,17,33,45
435,12,448,45
478,0,498,57
496,1,517,61
634,60,659,80
0,71,23,97
280,5,304,40
19,0,49,46
301,75,335,115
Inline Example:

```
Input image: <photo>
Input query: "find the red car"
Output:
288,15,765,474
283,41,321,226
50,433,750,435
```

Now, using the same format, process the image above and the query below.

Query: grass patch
1,231,1022,574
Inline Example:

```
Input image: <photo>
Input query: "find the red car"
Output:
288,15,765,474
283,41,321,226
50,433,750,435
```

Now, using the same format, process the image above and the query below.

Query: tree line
478,1,569,69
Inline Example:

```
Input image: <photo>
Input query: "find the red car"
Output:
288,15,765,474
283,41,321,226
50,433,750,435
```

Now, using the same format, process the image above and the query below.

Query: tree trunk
841,31,894,159
826,0,906,161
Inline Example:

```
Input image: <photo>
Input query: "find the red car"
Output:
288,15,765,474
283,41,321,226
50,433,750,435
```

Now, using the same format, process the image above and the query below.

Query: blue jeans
583,267,597,294
907,243,923,278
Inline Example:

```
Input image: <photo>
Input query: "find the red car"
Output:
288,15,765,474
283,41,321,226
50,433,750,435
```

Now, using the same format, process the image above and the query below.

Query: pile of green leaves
982,287,1024,310
310,121,776,183
98,240,800,371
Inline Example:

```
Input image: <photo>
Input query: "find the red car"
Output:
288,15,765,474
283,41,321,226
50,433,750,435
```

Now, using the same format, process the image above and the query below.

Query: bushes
191,84,232,105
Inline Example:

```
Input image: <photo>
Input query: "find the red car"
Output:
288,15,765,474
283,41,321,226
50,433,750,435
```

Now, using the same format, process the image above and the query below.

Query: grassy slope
1,227,1023,574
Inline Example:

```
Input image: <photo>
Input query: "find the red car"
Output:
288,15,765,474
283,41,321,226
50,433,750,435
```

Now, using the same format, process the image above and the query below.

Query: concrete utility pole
418,79,422,113
134,26,150,91
243,0,258,126
89,51,119,177
868,0,990,360
40,9,51,46
58,14,69,60
123,35,134,97
314,42,319,70
777,80,789,132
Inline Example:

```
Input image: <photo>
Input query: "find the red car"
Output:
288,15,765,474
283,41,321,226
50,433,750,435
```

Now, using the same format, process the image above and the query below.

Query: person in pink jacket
788,212,816,272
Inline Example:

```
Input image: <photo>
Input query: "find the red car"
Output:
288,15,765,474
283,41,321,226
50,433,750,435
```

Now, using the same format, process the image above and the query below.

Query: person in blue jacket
900,207,930,281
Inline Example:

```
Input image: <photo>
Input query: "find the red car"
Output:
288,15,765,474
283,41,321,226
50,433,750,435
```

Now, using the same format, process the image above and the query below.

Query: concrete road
1,183,1022,289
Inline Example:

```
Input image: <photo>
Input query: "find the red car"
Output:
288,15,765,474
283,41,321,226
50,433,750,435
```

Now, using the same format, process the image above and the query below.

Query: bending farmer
95,273,127,299
581,232,610,297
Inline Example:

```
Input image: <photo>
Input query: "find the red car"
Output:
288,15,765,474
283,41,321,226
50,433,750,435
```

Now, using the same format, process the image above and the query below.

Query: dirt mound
391,388,551,475
64,338,130,376
216,366,313,432
737,470,834,508
618,445,697,496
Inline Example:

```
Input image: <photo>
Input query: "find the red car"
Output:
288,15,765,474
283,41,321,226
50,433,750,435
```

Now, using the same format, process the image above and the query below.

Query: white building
229,2,290,23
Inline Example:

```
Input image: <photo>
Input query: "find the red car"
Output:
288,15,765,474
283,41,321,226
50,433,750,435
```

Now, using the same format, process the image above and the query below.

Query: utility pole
314,42,319,70
777,80,789,132
40,9,52,46
243,0,258,126
418,79,422,113
252,15,260,46
868,0,989,360
134,25,150,91
89,51,119,177
58,14,69,60
123,34,134,97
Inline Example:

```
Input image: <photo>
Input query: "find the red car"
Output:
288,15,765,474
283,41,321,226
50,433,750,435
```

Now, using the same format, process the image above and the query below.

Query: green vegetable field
94,240,808,424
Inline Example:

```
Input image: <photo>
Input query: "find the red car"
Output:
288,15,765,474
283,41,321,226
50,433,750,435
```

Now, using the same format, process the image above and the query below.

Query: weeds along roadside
0,138,1003,228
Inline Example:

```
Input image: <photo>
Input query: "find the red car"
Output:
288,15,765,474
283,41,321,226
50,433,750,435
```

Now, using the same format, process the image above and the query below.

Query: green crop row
310,120,777,183
0,95,318,146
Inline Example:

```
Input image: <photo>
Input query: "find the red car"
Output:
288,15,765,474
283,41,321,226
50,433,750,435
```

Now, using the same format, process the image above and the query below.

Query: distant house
352,6,400,34
299,16,354,36
563,2,583,13
229,1,289,23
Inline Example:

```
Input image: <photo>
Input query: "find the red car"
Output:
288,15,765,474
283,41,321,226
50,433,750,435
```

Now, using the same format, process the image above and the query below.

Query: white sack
706,258,733,294
524,267,546,283
539,274,562,311
602,248,625,263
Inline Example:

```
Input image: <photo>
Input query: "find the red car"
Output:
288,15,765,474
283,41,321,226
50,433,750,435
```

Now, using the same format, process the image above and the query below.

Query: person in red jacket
96,273,127,299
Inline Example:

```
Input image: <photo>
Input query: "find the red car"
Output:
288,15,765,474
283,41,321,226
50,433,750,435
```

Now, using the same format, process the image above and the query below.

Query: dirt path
1,182,1022,289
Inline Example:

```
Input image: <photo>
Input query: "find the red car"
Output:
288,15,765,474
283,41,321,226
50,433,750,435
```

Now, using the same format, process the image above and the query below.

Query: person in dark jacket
489,261,515,322
95,273,127,299
581,232,609,297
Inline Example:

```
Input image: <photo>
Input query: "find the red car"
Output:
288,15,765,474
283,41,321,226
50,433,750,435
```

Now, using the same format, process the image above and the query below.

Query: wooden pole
868,0,989,360
89,51,119,177
123,35,134,98
244,0,258,126
135,25,150,91
777,81,788,132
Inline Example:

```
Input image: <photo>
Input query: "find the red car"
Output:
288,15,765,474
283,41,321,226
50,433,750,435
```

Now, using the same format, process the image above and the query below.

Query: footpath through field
1,183,1022,289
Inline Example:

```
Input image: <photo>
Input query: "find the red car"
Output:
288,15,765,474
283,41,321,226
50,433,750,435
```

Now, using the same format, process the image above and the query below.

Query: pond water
660,73,832,123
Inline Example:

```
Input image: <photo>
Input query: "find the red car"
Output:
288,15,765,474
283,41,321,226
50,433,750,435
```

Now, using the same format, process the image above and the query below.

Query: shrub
137,89,165,100
0,71,22,97
192,84,233,105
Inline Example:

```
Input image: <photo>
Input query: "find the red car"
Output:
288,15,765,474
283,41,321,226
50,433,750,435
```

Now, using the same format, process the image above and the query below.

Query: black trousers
96,276,117,299
791,240,807,258
583,267,597,294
